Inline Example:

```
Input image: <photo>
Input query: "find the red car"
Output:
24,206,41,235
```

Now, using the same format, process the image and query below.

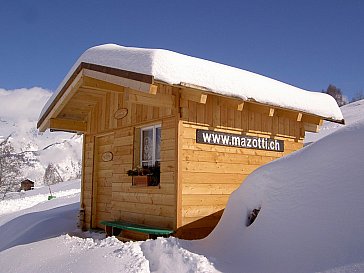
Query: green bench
100,220,174,239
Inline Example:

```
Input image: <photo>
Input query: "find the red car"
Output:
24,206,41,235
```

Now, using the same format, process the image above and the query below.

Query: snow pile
140,237,217,273
189,102,364,272
40,44,343,123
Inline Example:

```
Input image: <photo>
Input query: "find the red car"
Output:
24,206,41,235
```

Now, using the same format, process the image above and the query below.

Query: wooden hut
37,44,344,240
20,179,34,191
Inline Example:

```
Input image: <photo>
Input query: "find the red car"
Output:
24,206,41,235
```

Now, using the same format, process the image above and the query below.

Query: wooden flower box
133,176,151,186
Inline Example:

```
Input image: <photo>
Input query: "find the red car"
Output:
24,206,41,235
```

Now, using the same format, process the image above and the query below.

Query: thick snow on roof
40,44,344,122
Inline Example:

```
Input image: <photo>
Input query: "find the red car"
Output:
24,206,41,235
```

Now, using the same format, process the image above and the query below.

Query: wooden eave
37,62,155,132
171,81,345,130
38,62,344,134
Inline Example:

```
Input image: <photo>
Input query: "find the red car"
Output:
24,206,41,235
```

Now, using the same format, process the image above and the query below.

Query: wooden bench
100,220,174,240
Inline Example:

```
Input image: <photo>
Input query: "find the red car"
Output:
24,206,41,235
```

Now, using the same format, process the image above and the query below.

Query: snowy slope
305,99,364,144
40,44,343,123
0,88,82,187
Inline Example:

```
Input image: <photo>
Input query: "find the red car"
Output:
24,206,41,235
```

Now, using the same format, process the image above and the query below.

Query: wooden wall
79,79,306,239
80,83,179,231
176,94,304,239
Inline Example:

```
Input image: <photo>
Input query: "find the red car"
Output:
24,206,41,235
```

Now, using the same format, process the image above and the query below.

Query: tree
351,90,364,103
43,163,63,185
323,84,347,107
0,135,30,199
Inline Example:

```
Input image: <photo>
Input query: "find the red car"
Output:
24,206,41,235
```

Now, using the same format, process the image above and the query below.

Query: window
141,124,161,167
129,124,161,187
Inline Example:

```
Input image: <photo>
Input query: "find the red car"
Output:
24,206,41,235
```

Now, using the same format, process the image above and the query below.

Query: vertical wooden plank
234,109,241,130
105,92,111,130
278,116,285,135
205,98,213,126
289,119,296,138
212,96,220,127
227,108,234,128
136,104,142,123
147,106,153,121
255,112,262,132
142,105,148,121
241,110,248,132
117,93,124,128
220,102,227,128
196,103,205,124
272,116,279,136
249,111,255,131
176,119,183,229
188,101,197,123
284,117,290,136
153,106,159,120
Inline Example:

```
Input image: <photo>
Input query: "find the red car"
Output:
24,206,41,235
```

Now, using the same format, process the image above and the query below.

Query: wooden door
92,133,114,228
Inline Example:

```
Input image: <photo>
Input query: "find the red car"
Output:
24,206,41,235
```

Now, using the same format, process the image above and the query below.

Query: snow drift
190,109,364,272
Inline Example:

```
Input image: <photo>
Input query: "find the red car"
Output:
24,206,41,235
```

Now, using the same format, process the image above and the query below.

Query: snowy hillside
0,88,82,189
305,99,364,143
0,100,363,273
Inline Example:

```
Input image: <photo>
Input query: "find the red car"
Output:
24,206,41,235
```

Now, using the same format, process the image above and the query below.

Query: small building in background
20,179,35,191
37,44,344,240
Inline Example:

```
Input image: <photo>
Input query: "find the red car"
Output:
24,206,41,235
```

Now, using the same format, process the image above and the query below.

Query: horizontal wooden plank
182,150,278,165
182,183,240,195
160,149,175,161
113,181,175,195
182,172,247,184
112,201,175,218
50,118,87,133
182,195,230,206
161,128,176,140
181,161,260,174
125,89,176,108
112,192,175,206
182,205,226,218
113,136,133,146
162,117,177,129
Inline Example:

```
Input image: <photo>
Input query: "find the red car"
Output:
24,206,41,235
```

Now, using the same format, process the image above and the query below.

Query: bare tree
0,135,33,199
323,84,347,107
351,90,364,103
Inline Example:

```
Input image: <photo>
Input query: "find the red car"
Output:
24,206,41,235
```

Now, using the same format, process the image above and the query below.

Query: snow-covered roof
40,44,344,123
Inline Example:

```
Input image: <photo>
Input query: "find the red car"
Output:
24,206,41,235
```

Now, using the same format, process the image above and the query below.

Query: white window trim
140,124,161,167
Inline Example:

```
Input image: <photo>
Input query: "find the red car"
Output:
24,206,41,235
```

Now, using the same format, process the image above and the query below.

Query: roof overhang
37,62,157,132
38,62,344,134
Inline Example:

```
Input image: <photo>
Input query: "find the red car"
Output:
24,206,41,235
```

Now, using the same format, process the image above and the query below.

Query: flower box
133,176,151,186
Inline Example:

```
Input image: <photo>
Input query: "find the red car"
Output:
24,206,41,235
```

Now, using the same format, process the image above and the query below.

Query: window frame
140,124,161,167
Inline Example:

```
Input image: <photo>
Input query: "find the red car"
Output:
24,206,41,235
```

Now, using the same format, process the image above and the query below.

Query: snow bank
40,44,343,122
189,114,364,272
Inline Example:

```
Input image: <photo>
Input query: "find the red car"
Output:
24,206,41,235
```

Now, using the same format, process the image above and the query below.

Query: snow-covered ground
1,100,364,272
0,180,218,273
